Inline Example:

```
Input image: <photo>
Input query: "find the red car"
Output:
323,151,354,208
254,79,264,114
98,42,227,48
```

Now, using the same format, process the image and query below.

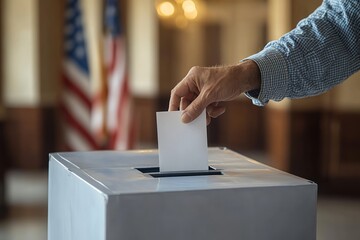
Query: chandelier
156,0,203,28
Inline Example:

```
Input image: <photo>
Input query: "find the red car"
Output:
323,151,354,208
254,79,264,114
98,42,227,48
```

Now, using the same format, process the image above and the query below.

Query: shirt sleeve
245,0,360,106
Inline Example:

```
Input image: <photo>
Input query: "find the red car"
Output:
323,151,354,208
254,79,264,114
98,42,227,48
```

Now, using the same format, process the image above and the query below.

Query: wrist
240,60,261,92
229,60,261,96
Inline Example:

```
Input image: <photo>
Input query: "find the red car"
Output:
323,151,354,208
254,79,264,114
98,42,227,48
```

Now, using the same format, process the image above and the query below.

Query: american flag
102,0,134,150
61,0,98,151
61,0,134,151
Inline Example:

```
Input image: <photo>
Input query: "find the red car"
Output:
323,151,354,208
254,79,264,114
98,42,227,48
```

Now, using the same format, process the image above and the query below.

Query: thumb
181,96,208,123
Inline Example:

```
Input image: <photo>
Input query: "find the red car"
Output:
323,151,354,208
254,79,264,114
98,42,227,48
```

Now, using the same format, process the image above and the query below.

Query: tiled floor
0,170,359,240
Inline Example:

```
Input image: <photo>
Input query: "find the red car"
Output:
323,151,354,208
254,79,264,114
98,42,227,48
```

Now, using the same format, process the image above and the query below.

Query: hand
168,60,261,124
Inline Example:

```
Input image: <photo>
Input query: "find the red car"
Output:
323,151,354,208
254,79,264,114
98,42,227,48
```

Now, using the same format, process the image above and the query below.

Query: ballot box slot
135,166,223,178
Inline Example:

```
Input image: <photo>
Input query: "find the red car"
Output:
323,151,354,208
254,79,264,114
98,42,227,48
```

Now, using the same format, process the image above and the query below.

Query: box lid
50,148,315,195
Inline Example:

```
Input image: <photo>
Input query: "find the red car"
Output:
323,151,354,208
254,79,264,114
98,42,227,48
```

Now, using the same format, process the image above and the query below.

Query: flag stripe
109,75,129,149
109,40,117,73
63,60,91,97
62,73,92,110
65,125,92,151
106,38,126,129
60,103,99,150
62,91,91,131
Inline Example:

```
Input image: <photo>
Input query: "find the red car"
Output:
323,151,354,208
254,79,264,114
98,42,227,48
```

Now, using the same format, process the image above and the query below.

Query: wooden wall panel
319,112,360,196
4,108,43,169
0,122,6,218
327,113,360,179
266,107,360,196
289,111,322,181
217,100,265,152
132,97,158,147
265,107,290,171
4,107,58,169
267,108,323,181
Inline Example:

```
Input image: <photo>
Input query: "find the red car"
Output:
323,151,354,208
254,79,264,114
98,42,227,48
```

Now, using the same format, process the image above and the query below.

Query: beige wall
2,0,39,106
128,0,159,97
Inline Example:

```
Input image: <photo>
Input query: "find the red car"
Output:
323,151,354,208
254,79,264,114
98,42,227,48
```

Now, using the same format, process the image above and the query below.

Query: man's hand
168,60,261,124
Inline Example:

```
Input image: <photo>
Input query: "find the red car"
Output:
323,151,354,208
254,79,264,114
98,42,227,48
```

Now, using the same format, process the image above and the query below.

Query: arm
246,0,360,106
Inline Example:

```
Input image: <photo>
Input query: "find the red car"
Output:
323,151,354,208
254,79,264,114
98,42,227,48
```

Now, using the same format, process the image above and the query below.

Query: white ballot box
48,148,317,240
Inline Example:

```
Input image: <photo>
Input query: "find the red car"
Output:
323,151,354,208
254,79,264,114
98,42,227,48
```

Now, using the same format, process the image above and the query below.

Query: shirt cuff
243,47,289,106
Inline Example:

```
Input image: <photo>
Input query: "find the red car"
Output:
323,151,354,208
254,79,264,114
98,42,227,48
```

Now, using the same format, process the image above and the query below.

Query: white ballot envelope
156,110,208,172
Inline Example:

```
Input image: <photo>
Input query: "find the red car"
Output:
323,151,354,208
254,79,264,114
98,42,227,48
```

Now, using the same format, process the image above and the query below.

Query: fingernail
181,112,191,123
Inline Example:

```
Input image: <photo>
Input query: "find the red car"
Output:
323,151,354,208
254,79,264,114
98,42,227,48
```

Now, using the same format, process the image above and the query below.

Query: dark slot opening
135,166,223,178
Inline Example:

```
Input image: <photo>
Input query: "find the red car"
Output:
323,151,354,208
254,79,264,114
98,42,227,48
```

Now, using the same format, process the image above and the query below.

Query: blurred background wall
0,0,360,213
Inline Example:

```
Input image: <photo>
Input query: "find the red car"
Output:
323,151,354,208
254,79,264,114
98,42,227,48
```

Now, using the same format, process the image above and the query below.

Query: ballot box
48,148,317,240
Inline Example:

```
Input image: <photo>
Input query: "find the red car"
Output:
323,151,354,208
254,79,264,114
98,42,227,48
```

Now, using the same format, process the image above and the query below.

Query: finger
169,81,191,111
180,97,191,111
207,105,226,118
206,102,217,114
206,114,211,125
181,95,209,123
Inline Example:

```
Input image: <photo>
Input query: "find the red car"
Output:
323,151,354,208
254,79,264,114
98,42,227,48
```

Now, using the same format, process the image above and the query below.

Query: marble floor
0,170,359,240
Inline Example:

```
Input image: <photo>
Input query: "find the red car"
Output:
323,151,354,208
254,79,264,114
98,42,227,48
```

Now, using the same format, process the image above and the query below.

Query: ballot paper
156,110,208,172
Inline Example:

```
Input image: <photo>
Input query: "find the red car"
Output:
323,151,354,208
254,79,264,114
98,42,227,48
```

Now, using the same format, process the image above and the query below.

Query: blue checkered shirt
245,0,360,106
